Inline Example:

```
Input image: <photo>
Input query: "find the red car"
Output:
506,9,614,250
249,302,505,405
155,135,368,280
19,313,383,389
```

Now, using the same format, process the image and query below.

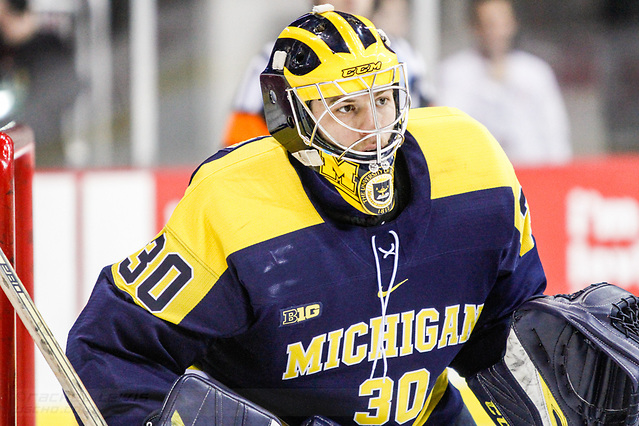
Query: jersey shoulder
407,106,518,199
109,137,324,324
169,137,323,260
188,136,287,189
408,107,534,256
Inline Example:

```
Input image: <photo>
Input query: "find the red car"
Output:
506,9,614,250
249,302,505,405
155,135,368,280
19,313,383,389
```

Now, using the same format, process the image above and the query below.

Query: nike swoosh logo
378,279,408,298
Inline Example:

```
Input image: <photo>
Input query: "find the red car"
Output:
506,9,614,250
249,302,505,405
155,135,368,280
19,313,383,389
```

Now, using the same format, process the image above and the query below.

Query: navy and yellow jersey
66,107,546,425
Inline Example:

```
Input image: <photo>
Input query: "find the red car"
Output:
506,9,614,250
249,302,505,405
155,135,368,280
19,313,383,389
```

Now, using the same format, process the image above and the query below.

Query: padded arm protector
145,373,342,426
466,282,639,425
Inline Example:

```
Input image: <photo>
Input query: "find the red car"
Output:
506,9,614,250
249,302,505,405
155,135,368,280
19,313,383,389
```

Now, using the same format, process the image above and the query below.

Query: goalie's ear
466,282,639,426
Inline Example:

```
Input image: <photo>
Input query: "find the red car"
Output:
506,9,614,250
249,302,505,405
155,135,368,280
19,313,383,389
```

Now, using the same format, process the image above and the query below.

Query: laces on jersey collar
370,230,400,381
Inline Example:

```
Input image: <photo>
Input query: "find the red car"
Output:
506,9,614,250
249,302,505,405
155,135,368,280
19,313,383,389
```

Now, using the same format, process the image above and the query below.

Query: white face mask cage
287,63,411,171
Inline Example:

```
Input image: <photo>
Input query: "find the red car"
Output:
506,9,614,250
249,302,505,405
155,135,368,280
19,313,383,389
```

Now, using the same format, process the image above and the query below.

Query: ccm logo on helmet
342,61,382,78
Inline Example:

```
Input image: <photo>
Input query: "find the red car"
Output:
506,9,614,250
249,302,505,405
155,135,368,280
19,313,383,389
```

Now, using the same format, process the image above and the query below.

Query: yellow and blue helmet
260,4,410,172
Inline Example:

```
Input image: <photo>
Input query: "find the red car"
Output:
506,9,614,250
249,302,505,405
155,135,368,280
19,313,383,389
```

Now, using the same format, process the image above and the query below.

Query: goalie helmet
260,4,410,216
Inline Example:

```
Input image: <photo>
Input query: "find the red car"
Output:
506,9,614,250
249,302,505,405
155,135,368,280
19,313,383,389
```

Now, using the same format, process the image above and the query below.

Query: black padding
152,373,284,426
467,283,639,426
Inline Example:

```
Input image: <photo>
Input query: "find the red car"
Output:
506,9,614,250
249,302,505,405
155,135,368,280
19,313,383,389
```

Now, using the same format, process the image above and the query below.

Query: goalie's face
288,63,410,170
309,89,397,155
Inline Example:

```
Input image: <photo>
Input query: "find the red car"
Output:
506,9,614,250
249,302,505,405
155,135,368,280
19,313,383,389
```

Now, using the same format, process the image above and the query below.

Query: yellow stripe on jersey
112,138,324,324
408,107,534,256
111,229,220,324
412,369,449,425
177,138,324,260
112,110,534,323
518,190,534,257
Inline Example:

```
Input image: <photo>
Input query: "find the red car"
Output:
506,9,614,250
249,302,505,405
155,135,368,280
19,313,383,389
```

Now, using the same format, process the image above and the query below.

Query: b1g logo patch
359,171,394,215
280,302,323,326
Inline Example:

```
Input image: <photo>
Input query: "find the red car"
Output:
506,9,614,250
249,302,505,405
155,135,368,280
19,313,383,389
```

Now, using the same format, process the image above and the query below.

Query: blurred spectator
222,0,432,147
0,0,81,166
372,0,433,108
599,0,639,153
435,0,571,167
601,0,639,25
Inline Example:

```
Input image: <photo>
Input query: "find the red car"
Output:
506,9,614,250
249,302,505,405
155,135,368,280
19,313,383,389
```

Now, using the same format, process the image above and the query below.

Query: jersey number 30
356,368,431,425
118,234,193,312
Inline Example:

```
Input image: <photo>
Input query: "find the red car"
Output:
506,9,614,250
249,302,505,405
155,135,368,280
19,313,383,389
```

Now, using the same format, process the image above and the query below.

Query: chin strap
292,149,324,167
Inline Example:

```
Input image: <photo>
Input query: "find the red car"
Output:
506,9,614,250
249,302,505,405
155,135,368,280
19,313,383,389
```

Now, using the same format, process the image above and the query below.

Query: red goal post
0,124,35,426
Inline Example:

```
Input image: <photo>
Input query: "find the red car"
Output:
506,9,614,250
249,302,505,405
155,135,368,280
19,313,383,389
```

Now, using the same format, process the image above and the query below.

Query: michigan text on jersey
282,303,484,380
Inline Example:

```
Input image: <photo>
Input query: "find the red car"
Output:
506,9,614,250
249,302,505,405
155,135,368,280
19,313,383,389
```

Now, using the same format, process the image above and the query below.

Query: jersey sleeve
66,168,256,424
66,266,212,425
451,183,547,377
66,139,318,424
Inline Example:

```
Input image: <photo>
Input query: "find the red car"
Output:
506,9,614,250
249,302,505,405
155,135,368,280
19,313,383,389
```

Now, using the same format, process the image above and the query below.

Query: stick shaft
0,248,107,426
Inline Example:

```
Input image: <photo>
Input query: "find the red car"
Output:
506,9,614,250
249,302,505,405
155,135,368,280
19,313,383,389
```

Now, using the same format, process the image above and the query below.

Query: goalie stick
0,247,107,426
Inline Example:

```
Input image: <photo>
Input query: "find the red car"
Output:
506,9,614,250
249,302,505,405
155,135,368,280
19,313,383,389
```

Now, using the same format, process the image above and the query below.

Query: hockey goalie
63,4,639,425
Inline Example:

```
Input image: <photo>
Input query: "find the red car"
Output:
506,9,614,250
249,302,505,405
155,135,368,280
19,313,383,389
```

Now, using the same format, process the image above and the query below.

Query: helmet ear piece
260,74,300,150
261,72,325,168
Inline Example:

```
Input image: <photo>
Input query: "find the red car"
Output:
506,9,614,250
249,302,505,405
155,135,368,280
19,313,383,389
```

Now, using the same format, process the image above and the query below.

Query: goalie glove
466,282,639,425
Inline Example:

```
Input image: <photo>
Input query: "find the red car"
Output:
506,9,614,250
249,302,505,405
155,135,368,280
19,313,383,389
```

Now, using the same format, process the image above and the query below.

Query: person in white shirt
435,0,571,167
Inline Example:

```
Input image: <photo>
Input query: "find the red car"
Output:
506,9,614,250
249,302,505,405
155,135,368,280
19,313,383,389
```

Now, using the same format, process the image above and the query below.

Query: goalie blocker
466,282,639,425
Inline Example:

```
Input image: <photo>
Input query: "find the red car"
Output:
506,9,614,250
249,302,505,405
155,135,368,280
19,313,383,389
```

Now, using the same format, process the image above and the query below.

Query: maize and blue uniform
67,107,546,425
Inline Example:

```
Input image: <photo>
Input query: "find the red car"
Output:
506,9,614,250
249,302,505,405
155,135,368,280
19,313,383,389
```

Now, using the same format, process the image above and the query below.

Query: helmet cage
287,63,410,170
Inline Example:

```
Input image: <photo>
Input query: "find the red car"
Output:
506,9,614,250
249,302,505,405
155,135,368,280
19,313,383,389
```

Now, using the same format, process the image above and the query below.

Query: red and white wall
516,155,639,296
32,167,191,412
